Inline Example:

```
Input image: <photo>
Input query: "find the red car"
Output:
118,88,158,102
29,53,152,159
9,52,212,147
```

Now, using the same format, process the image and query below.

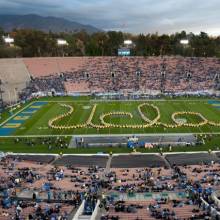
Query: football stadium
1,56,220,220
1,1,220,219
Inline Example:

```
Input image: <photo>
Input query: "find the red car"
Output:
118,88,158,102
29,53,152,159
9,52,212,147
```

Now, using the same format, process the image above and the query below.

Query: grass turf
0,134,219,154
4,98,220,136
1,96,220,154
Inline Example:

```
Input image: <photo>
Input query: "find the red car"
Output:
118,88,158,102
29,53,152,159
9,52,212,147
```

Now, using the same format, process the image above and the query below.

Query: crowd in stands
1,153,220,219
99,157,220,219
104,167,175,193
19,56,220,100
0,155,101,219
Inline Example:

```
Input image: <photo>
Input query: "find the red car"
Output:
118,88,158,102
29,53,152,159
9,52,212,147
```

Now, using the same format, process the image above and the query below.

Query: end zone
0,101,47,136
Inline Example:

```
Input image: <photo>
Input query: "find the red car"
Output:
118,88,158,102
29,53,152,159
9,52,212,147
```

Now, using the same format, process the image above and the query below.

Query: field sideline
1,97,220,137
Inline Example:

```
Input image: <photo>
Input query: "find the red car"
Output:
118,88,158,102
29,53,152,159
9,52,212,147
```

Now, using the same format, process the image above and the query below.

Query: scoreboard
118,48,131,56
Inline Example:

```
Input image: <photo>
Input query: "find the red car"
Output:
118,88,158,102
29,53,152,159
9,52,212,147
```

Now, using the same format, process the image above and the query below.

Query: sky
0,0,220,35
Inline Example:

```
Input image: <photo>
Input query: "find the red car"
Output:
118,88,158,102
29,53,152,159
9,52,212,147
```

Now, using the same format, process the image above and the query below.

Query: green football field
1,97,220,136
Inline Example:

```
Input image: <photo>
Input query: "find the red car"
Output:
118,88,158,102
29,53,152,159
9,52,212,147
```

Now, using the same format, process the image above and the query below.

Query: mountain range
0,14,102,33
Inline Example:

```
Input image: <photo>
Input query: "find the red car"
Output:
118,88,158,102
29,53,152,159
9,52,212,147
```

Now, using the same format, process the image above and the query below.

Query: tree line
0,28,220,58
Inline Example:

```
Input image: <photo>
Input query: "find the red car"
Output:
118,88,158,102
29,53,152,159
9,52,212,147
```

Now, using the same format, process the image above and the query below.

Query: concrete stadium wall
0,58,30,103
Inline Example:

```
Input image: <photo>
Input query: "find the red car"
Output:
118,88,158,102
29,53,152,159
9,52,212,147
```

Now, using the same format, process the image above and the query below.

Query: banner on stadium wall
67,92,91,97
32,92,47,97
31,89,217,99
144,143,154,149
166,90,215,96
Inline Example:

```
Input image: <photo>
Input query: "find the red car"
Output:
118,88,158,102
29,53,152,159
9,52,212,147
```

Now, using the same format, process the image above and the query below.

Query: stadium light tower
2,35,14,46
57,39,68,46
180,39,189,57
180,39,189,46
124,40,133,46
57,39,68,57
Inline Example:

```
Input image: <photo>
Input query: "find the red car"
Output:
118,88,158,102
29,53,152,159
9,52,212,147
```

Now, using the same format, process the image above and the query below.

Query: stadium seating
0,153,220,219
54,155,109,167
0,56,220,103
111,155,166,168
165,153,220,166
23,57,85,77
